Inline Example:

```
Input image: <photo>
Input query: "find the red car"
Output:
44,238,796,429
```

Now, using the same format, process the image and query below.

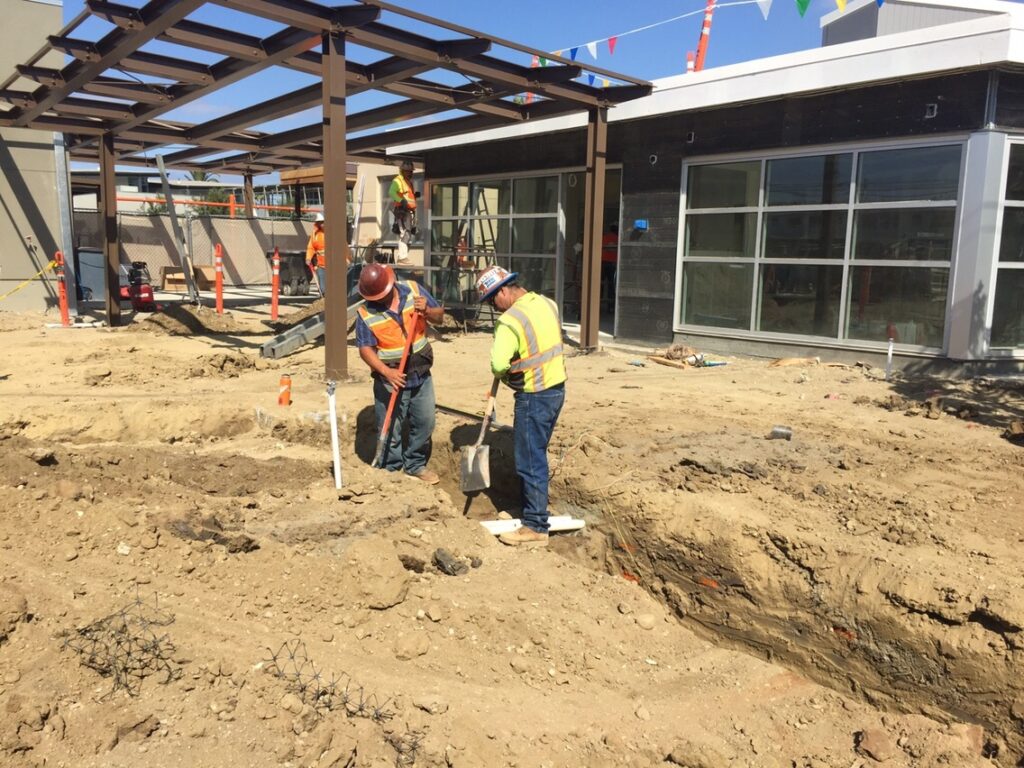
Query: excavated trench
430,412,1024,766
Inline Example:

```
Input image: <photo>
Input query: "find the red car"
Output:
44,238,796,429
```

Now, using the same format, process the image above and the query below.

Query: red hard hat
358,263,395,302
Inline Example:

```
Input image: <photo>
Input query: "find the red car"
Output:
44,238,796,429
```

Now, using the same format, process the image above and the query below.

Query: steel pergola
0,0,651,375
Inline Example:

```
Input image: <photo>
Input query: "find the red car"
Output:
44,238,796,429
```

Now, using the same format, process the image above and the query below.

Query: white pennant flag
586,41,598,60
756,0,773,20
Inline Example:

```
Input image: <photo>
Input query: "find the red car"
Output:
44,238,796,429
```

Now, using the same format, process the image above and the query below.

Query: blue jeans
316,267,326,297
513,384,565,533
373,374,435,474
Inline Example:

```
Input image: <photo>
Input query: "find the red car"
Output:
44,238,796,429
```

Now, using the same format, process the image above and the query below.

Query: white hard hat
314,213,325,223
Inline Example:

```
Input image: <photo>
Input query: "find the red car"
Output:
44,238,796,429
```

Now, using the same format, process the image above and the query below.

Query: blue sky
54,0,1017,179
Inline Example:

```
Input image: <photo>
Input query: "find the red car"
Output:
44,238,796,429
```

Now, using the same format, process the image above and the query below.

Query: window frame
675,137,967,352
987,139,1024,353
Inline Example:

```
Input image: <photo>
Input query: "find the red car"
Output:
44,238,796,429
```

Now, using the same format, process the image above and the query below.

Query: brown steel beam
161,19,265,60
99,133,121,327
211,0,378,34
18,115,107,135
322,31,348,380
52,96,135,120
82,77,172,104
118,51,214,83
187,83,321,143
111,26,320,135
580,107,607,350
14,65,63,88
13,0,205,126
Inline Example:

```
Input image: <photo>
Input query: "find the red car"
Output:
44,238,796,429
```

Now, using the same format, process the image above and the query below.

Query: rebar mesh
62,594,181,697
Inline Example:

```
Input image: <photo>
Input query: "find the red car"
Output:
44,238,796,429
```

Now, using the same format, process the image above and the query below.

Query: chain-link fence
73,211,314,287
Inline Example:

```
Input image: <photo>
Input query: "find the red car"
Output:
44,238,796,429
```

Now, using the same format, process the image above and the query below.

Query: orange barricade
214,243,224,315
270,246,280,321
55,251,70,327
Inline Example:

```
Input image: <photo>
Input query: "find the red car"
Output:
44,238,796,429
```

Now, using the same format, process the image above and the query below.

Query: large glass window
679,143,962,348
428,174,559,302
993,145,1024,348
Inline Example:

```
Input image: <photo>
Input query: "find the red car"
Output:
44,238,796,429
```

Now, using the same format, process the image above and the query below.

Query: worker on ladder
389,160,419,263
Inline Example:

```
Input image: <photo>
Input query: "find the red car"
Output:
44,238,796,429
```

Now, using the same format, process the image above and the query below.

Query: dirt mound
138,304,254,336
187,351,259,379
0,310,47,332
271,297,325,330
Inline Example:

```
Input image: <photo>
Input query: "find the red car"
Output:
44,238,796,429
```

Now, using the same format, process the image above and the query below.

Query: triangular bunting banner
569,47,578,61
586,41,598,60
836,0,846,10
553,50,562,57
538,56,547,67
602,78,609,88
608,36,618,55
756,0,773,20
795,0,811,16
530,54,538,68
587,73,595,86
876,0,884,5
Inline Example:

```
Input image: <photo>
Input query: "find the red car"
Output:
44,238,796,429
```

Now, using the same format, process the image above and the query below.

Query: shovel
372,313,421,469
460,377,500,493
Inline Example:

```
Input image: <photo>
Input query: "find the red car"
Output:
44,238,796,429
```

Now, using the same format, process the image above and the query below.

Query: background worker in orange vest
601,223,619,312
389,160,419,263
306,213,326,296
355,263,444,484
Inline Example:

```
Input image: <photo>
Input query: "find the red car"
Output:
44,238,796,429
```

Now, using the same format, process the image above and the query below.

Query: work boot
408,468,440,485
498,526,548,548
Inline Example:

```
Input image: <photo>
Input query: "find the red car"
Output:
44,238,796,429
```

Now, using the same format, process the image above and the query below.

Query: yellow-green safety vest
498,293,566,393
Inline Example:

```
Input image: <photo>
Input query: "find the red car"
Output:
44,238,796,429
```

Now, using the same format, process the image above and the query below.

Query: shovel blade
460,444,491,493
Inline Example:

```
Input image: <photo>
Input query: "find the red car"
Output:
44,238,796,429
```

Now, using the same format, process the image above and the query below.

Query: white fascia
391,12,1023,158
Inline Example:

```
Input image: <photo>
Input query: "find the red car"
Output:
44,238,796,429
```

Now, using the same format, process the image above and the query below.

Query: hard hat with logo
476,265,518,303
358,263,395,302
314,212,325,223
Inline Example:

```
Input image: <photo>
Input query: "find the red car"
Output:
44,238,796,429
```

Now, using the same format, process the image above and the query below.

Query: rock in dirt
393,633,429,660
280,693,305,715
167,518,258,554
27,448,57,466
666,739,729,767
635,613,656,630
83,367,112,386
857,727,897,762
188,351,257,379
413,695,449,715
339,539,408,609
0,584,28,643
432,548,468,576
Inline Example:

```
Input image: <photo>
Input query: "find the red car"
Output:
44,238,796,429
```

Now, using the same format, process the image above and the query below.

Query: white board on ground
479,516,585,536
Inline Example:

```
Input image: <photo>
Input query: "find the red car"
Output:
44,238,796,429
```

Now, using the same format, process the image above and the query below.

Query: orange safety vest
307,228,326,268
392,174,417,211
357,281,428,363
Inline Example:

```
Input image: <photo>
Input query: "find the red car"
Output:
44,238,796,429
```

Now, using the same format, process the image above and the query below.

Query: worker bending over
355,264,444,484
389,160,419,263
477,266,566,547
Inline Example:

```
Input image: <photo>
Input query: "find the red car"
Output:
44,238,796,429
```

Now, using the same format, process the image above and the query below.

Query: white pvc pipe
327,381,342,490
885,338,894,381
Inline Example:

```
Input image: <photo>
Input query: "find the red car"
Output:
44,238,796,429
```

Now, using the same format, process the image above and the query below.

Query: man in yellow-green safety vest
389,160,419,263
476,265,566,548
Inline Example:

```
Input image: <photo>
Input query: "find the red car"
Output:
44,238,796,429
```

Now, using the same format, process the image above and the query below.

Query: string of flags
514,0,887,98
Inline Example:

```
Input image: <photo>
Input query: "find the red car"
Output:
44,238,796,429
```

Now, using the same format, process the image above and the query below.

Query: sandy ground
0,301,1021,768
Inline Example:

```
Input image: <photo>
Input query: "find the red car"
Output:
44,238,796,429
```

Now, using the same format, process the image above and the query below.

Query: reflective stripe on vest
394,175,417,210
357,281,427,362
499,296,565,393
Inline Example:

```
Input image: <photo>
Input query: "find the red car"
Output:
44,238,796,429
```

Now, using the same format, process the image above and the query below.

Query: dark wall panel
423,70,991,344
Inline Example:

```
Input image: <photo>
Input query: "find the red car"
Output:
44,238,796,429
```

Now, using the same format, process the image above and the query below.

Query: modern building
0,0,63,313
401,0,1024,368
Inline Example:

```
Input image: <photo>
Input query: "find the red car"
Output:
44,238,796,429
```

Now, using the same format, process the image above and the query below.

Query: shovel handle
372,313,422,468
472,377,500,450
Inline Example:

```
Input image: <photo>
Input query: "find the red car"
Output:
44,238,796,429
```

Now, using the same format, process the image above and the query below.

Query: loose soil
0,308,1021,768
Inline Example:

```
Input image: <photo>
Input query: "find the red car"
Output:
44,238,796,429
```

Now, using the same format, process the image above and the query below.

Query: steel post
99,132,121,326
323,31,349,380
580,106,607,350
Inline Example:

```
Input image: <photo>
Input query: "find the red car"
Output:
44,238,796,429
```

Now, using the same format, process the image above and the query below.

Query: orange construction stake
229,193,237,218
214,243,224,315
270,246,280,321
278,373,292,406
55,251,70,327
